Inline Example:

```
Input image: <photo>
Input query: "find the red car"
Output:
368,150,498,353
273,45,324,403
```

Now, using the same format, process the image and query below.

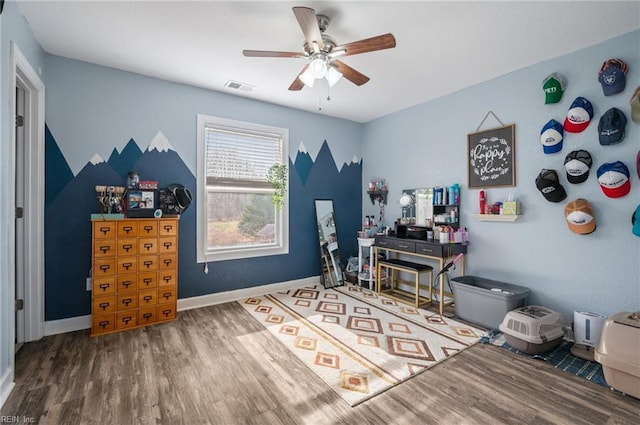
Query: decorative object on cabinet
125,189,157,218
95,185,125,215
468,112,515,188
315,199,344,288
91,217,179,336
159,183,193,216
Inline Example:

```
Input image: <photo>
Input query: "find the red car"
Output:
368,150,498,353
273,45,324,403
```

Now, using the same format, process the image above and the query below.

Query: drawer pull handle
144,243,153,251
163,259,172,266
99,302,110,310
123,262,133,270
143,260,153,268
162,292,172,300
99,227,111,235
399,244,409,248
143,313,153,320
163,224,173,232
161,309,172,317
143,225,153,233
99,264,111,273
143,295,153,303
99,283,110,291
122,226,133,234
99,245,111,254
162,275,171,283
122,316,132,324
163,242,172,249
143,278,152,285
122,244,132,252
122,298,132,306
99,320,110,328
122,281,132,288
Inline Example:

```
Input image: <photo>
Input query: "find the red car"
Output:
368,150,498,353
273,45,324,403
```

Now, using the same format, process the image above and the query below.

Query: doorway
10,42,45,354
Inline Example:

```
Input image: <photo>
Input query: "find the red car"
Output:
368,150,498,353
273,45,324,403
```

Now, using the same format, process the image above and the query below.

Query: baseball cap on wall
598,107,627,145
637,150,640,179
536,169,567,203
564,199,596,235
542,73,566,104
631,86,640,124
540,119,564,154
597,161,631,198
633,205,640,237
564,97,593,133
564,150,592,184
598,58,628,96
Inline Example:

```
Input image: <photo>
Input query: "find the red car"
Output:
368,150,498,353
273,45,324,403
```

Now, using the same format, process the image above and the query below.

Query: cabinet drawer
393,240,416,252
138,255,158,272
93,295,115,314
117,238,137,256
139,238,158,254
93,222,116,239
116,293,138,311
415,242,444,257
92,313,116,334
157,304,177,322
117,221,138,238
138,271,157,289
93,258,116,276
375,237,393,248
158,236,177,253
93,239,116,258
158,270,177,287
159,220,178,236
139,288,158,307
158,253,177,271
158,286,177,304
117,256,138,274
138,307,157,325
92,276,115,295
116,311,138,330
138,220,158,237
116,274,137,292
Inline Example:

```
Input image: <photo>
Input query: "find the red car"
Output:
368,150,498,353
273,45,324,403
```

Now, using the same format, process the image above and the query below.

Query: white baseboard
43,276,320,336
0,367,15,410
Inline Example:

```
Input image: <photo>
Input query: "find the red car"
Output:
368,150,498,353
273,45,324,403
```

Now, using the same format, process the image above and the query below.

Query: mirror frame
314,199,345,288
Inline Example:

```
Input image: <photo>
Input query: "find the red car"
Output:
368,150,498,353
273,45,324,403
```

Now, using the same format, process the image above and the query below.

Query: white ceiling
16,1,640,123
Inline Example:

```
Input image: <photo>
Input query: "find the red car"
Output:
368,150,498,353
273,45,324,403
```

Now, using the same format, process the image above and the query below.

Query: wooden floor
2,301,639,425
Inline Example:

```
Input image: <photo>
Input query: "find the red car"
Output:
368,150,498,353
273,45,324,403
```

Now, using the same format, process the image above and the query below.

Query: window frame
196,114,289,263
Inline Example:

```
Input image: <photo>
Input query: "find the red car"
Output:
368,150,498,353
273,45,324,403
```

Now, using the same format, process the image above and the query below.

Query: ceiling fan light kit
243,6,396,91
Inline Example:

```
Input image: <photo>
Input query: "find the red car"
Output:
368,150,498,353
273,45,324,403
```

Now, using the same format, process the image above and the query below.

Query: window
197,114,289,262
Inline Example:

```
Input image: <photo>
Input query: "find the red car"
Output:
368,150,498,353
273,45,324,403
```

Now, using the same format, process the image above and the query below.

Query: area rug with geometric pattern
239,284,486,406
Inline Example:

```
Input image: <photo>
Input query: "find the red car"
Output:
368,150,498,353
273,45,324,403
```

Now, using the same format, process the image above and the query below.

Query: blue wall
363,30,640,321
43,56,362,320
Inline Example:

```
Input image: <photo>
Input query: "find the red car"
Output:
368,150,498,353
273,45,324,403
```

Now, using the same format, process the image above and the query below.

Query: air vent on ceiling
224,80,255,92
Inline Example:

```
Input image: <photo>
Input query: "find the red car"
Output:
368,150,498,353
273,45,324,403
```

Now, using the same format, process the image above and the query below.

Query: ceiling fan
243,6,396,91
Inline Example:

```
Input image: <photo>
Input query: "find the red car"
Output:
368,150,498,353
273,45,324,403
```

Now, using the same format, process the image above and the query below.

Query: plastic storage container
499,305,564,354
451,275,530,329
594,312,640,398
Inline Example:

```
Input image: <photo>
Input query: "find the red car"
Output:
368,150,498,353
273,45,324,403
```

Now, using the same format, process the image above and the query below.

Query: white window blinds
205,125,283,188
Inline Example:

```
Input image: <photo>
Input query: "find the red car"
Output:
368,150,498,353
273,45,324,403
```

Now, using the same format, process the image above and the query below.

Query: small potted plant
267,164,287,210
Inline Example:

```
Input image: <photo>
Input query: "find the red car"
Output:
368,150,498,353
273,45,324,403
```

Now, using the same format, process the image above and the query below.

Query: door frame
9,42,45,345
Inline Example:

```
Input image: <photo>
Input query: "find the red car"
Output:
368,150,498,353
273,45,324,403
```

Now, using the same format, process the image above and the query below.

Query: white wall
363,30,640,322
0,0,45,408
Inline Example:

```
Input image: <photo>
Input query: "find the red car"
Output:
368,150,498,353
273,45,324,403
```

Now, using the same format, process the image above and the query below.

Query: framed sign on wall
467,124,516,188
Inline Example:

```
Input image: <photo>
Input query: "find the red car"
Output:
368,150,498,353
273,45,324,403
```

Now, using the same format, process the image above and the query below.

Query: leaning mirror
314,199,345,288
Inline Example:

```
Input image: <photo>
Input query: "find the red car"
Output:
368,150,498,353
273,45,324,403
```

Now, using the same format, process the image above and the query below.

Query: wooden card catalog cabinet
91,217,179,336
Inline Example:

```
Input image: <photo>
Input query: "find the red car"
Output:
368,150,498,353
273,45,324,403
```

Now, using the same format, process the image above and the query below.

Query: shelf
367,190,387,205
472,214,521,222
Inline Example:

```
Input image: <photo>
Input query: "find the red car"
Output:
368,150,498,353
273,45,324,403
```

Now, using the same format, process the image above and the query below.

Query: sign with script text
467,124,516,188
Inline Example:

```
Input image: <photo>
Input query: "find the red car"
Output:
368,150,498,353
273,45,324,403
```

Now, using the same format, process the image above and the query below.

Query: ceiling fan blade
332,60,370,86
243,50,305,58
292,6,324,51
332,33,396,57
288,64,309,91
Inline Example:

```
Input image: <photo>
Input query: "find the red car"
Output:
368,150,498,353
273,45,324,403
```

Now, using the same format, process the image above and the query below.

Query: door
15,82,26,352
